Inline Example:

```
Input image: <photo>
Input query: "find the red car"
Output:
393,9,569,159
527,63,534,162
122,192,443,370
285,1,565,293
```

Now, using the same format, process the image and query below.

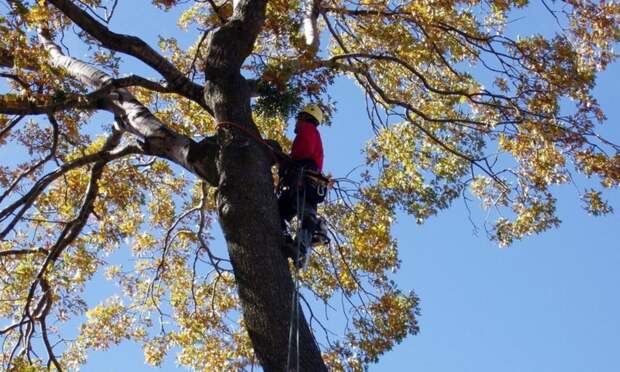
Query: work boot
281,232,296,260
311,217,330,246
296,244,308,269
293,229,312,269
282,231,308,269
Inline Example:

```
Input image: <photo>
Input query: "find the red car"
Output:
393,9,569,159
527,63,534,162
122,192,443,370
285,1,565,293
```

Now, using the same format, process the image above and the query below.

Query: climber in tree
278,104,330,268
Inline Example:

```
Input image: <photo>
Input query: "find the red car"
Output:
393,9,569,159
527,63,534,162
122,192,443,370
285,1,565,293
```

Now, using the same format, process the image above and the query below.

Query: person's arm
265,139,290,166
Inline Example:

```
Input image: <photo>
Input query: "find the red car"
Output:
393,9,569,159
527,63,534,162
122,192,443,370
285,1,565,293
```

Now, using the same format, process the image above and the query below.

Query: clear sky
7,1,619,371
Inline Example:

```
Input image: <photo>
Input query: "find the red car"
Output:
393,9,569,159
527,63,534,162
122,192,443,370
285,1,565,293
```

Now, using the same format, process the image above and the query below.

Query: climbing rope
286,166,306,372
217,121,288,165
217,121,333,194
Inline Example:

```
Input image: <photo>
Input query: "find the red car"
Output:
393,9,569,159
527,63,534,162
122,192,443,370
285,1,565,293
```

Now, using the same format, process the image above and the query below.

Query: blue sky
2,1,619,371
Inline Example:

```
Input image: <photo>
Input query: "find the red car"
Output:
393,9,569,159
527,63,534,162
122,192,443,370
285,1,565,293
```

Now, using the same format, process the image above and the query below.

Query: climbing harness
303,169,331,204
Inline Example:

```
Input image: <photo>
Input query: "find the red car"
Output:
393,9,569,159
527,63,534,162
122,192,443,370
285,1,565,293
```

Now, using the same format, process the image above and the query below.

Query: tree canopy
0,0,618,370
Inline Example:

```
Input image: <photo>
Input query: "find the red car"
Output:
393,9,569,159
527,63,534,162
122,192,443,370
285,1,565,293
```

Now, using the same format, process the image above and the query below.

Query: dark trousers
278,161,320,235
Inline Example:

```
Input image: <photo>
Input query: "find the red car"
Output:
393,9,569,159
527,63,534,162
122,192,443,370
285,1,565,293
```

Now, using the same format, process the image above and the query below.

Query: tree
0,0,618,370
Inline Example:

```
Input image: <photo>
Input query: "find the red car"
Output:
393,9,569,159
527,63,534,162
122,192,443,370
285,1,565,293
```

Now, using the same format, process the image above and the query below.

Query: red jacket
291,121,323,171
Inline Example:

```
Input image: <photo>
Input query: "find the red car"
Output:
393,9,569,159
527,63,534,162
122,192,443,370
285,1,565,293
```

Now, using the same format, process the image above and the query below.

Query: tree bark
203,0,327,370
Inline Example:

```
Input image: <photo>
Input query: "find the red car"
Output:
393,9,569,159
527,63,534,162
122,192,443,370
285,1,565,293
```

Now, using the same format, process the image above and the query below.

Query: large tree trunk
209,78,326,371
202,1,327,370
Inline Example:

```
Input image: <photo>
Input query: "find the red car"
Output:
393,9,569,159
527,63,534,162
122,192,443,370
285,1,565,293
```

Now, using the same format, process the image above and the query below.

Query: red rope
217,121,290,164
216,121,331,186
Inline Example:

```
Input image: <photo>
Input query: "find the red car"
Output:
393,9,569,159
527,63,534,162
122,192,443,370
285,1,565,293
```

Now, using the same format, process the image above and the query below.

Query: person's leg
278,190,296,233
301,202,319,235
301,196,330,246
278,189,299,264
287,200,323,269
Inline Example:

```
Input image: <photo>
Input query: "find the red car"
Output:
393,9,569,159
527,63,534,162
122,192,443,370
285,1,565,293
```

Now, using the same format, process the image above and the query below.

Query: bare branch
0,248,47,259
46,0,209,111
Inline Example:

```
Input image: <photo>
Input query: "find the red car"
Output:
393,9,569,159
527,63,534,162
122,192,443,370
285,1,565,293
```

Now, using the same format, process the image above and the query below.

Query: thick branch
205,0,270,75
0,93,99,115
109,75,175,94
39,32,219,186
104,91,218,185
46,0,209,111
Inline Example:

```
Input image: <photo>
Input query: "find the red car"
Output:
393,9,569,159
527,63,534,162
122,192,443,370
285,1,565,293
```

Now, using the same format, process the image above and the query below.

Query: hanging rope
286,166,307,371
